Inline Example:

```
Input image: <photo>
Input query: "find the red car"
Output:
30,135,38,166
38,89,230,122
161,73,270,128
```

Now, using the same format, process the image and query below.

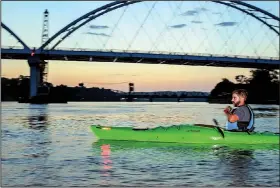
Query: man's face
231,93,241,107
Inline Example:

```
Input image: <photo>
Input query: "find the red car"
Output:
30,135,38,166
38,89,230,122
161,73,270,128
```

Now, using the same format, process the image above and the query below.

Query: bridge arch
1,22,30,50
39,1,280,51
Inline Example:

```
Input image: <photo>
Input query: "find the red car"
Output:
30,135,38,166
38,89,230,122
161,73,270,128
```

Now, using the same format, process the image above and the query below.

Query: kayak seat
132,128,149,131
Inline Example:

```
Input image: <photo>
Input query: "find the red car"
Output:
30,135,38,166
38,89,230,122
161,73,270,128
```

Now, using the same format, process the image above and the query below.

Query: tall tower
129,83,134,93
28,9,50,100
127,83,134,102
40,9,49,84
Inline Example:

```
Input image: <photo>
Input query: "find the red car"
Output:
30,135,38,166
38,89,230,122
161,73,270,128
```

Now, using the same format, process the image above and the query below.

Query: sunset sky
2,1,279,92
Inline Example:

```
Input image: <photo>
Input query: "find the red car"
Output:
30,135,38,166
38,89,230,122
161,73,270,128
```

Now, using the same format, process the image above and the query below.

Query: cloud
168,24,187,29
212,12,222,15
89,25,109,29
191,21,203,24
180,7,208,16
180,10,199,16
215,22,238,27
195,7,208,12
84,32,111,37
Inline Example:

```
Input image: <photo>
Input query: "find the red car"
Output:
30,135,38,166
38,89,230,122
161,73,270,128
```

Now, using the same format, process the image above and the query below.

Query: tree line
1,76,120,102
208,69,279,104
1,68,279,104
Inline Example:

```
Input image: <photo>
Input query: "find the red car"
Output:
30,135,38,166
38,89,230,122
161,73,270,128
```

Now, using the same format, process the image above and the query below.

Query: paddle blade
213,119,219,126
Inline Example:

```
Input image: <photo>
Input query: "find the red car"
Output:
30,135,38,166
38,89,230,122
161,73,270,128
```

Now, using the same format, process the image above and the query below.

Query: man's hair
232,89,248,100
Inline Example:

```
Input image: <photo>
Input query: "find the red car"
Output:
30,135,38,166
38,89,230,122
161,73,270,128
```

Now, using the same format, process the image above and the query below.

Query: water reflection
92,140,277,186
101,144,112,173
213,147,255,186
27,104,49,129
22,104,53,185
100,144,112,186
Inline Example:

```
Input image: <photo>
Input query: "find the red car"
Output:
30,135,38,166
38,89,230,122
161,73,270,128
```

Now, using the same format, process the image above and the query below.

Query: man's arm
224,107,240,123
225,112,239,123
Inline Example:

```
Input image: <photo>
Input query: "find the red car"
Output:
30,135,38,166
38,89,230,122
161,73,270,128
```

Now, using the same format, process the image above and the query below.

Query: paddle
212,118,225,138
193,119,225,138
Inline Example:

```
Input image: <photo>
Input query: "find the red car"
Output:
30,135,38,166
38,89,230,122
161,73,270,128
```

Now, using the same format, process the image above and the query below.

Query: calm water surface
2,102,279,186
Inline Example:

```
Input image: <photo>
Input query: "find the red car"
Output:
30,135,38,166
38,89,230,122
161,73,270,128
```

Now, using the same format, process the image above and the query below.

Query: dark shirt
232,105,251,122
232,105,252,130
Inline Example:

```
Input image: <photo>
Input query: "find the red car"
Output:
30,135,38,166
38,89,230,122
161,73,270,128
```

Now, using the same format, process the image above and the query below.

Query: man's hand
224,106,239,123
224,106,232,114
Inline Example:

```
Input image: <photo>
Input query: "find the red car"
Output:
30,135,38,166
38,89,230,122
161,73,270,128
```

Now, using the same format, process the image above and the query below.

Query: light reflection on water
2,102,279,186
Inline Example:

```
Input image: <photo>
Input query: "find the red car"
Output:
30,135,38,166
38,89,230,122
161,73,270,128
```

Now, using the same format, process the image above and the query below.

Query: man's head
231,89,248,107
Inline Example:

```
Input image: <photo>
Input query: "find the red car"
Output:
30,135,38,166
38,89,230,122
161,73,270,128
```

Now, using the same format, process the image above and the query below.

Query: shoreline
1,100,279,105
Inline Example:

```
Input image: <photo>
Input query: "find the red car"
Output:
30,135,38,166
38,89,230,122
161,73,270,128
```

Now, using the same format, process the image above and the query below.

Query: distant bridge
119,91,209,97
118,91,210,102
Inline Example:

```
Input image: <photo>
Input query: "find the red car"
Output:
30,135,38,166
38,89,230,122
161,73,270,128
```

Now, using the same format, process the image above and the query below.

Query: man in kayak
223,89,255,132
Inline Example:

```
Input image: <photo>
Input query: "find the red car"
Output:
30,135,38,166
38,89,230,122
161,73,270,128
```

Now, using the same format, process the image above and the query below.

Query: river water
2,102,279,186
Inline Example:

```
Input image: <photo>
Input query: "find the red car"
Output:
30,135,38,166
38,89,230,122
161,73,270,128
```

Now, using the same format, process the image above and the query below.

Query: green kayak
90,124,279,145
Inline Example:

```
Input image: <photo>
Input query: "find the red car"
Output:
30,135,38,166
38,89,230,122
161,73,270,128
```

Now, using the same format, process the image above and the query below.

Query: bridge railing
52,47,279,60
2,46,25,50
2,46,279,60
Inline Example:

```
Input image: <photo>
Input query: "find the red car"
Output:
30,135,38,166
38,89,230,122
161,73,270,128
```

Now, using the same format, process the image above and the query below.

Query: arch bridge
2,1,280,100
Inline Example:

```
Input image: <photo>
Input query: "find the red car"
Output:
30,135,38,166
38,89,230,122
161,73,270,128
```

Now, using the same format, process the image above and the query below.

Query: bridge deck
2,47,279,69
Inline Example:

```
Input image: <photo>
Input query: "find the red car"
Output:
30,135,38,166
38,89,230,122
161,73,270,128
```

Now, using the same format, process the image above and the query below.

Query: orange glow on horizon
2,59,252,92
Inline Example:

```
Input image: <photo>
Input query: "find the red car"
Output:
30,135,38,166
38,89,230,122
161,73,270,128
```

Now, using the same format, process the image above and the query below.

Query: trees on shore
2,68,279,104
1,76,120,101
209,69,279,104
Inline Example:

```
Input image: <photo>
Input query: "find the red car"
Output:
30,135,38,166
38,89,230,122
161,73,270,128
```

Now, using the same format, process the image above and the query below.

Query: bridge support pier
27,56,46,99
25,57,67,104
